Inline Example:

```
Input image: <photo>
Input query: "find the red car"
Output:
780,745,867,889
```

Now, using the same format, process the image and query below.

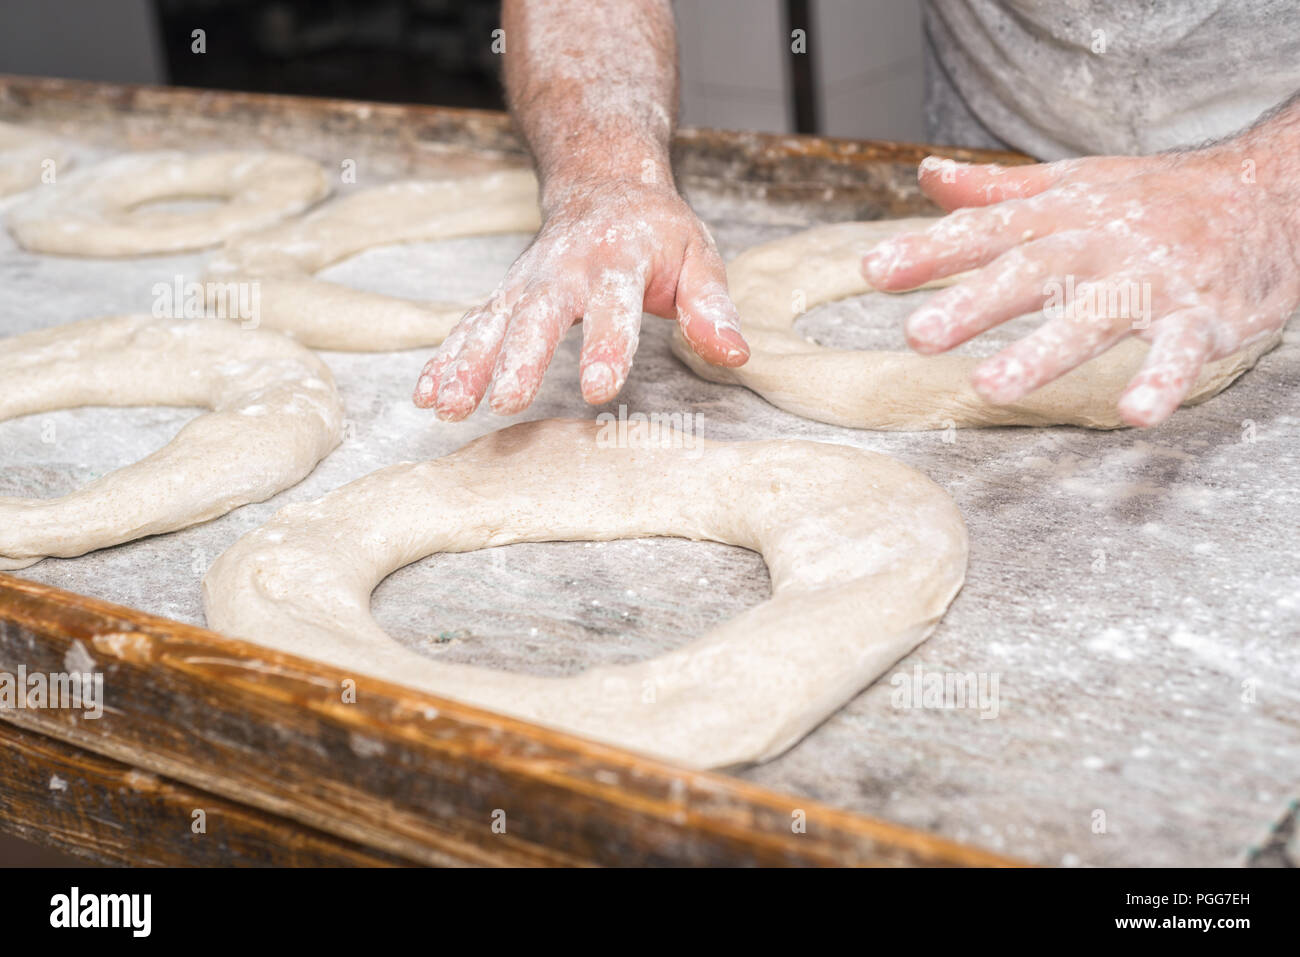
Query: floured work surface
2,110,1298,868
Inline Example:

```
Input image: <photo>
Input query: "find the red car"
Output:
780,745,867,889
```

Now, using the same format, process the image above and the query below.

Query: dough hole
127,195,229,215
316,233,531,311
793,286,1046,356
371,537,771,676
0,406,201,499
793,290,920,352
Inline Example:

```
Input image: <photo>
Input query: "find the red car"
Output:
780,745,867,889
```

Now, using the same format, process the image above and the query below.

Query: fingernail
1119,384,1168,427
581,361,617,399
487,370,526,415
415,373,435,398
717,328,750,363
862,241,902,281
435,380,468,418
906,306,950,350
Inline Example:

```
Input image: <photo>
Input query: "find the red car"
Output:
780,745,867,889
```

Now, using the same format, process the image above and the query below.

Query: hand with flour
413,0,747,420
862,96,1300,428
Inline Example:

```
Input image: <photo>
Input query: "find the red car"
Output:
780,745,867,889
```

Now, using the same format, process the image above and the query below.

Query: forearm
502,0,678,209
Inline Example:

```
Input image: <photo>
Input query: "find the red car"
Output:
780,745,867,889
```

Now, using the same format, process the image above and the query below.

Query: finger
904,231,1102,354
917,156,1071,210
971,278,1137,404
431,300,513,421
412,302,492,409
861,199,1059,292
486,283,582,416
675,240,748,367
413,346,452,408
579,267,646,404
1117,309,1214,428
413,302,504,416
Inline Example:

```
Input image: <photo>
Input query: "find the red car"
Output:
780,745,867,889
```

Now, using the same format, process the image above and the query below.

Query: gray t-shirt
923,0,1300,159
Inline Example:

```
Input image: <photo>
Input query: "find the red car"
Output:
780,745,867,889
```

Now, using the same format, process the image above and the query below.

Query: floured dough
205,170,541,350
203,418,968,769
0,121,70,198
672,219,1281,429
0,315,344,570
7,150,330,256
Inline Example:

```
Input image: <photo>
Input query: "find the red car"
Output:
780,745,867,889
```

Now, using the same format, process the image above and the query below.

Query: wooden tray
0,74,1026,867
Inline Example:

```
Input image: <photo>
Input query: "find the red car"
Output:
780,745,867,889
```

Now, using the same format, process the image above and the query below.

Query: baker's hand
413,179,749,420
862,147,1300,427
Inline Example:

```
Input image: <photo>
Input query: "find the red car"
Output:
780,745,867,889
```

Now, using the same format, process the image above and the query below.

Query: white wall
675,0,790,132
676,0,927,141
814,0,926,142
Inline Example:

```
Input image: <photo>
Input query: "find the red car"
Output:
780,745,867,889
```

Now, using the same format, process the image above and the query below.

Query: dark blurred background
0,0,507,108
156,0,507,109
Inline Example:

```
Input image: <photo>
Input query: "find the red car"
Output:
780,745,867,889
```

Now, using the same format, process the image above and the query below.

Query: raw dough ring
0,121,70,198
671,219,1280,430
7,150,330,256
203,418,968,769
205,170,541,350
0,315,344,570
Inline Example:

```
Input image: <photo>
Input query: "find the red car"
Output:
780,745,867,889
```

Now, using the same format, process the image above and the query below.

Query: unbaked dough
205,170,540,350
671,219,1281,429
203,418,968,769
0,121,70,198
7,150,330,256
0,315,344,570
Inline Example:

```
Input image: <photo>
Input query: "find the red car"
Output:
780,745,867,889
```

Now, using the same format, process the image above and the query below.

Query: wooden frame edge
0,72,1032,170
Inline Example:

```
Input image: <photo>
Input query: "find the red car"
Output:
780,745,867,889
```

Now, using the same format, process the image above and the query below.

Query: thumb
674,240,749,367
917,155,1062,210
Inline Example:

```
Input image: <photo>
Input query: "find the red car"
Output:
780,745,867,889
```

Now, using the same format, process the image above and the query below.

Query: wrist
536,131,675,214
1213,99,1300,247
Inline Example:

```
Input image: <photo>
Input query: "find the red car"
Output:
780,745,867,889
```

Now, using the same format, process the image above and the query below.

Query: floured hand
413,177,748,419
862,118,1300,427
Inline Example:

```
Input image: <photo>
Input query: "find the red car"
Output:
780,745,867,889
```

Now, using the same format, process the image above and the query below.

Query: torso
922,0,1300,158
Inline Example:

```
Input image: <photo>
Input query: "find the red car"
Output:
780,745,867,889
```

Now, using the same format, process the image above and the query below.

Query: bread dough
671,219,1281,430
7,150,330,256
0,315,344,570
205,170,541,350
203,418,968,769
0,122,70,198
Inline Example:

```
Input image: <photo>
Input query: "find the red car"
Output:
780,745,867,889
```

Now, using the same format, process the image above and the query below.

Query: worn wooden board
0,72,1028,209
0,719,410,867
